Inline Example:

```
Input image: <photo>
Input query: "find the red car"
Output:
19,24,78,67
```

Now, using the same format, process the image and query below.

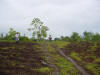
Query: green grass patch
46,45,56,53
0,40,15,42
9,46,15,49
1,47,9,50
86,63,100,75
53,54,80,75
38,67,52,72
47,41,69,48
70,52,82,61
31,67,52,73
93,58,100,63
46,44,80,75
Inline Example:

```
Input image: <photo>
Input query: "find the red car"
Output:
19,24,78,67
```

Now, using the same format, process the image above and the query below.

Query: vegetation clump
63,42,100,75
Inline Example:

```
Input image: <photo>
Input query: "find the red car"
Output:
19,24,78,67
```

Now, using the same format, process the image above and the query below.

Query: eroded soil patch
0,42,49,75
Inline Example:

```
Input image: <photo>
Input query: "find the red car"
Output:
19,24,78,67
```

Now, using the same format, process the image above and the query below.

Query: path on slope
43,42,90,75
57,49,90,75
42,42,60,75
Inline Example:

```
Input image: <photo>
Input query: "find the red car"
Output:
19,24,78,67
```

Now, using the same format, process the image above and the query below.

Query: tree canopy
28,18,49,40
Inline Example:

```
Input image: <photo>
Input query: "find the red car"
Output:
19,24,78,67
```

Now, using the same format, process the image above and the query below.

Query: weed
31,67,52,73
93,58,100,63
86,63,100,75
1,47,9,50
53,54,79,75
70,52,82,61
46,43,80,75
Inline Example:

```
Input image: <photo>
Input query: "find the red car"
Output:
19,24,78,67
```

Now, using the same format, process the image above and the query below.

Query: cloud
0,0,100,38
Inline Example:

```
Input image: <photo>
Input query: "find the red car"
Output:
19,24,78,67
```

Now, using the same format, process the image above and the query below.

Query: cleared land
0,42,51,75
62,42,100,75
0,41,99,75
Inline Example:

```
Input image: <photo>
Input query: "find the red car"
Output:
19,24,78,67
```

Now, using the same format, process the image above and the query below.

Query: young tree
83,31,94,41
91,33,100,42
8,28,17,40
3,33,9,40
28,18,49,40
41,26,49,39
0,33,4,40
71,32,81,42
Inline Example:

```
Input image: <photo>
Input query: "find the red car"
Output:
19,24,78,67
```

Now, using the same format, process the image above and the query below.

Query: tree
8,28,17,40
28,18,49,40
0,33,4,40
41,26,49,39
19,36,29,41
71,32,81,42
54,38,61,41
64,36,71,41
83,31,94,41
91,33,100,42
3,33,9,40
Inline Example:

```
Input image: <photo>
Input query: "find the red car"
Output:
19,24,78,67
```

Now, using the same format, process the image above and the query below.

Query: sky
0,0,100,38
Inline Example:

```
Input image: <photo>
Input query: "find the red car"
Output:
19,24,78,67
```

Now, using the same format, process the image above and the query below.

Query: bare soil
0,42,48,75
62,41,100,75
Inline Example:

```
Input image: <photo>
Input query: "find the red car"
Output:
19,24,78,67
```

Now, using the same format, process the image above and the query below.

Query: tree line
54,32,100,42
0,17,100,42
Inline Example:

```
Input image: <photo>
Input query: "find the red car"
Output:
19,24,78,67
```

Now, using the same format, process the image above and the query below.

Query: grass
46,43,80,75
65,42,100,75
85,58,100,75
70,52,82,61
46,44,56,52
53,54,80,75
90,42,97,55
0,47,9,50
38,67,52,72
46,41,100,75
0,40,15,42
86,63,100,75
47,41,69,48
93,58,100,63
31,67,52,73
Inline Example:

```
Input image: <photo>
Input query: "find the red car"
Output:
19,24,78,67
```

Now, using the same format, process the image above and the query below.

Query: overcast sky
0,0,100,38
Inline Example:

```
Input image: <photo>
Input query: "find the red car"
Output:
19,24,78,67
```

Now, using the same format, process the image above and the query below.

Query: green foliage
70,52,82,61
1,47,9,50
8,28,17,40
50,41,69,48
93,58,100,63
86,63,100,75
91,33,100,42
41,26,49,38
71,32,81,42
38,67,51,72
19,36,29,41
28,18,49,40
3,34,9,40
83,31,94,41
0,33,4,40
90,42,97,55
31,67,52,73
54,31,100,43
54,55,79,75
46,43,80,75
54,38,61,41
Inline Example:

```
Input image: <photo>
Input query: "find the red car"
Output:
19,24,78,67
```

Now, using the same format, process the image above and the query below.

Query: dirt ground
0,41,99,75
62,42,100,75
0,42,48,75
